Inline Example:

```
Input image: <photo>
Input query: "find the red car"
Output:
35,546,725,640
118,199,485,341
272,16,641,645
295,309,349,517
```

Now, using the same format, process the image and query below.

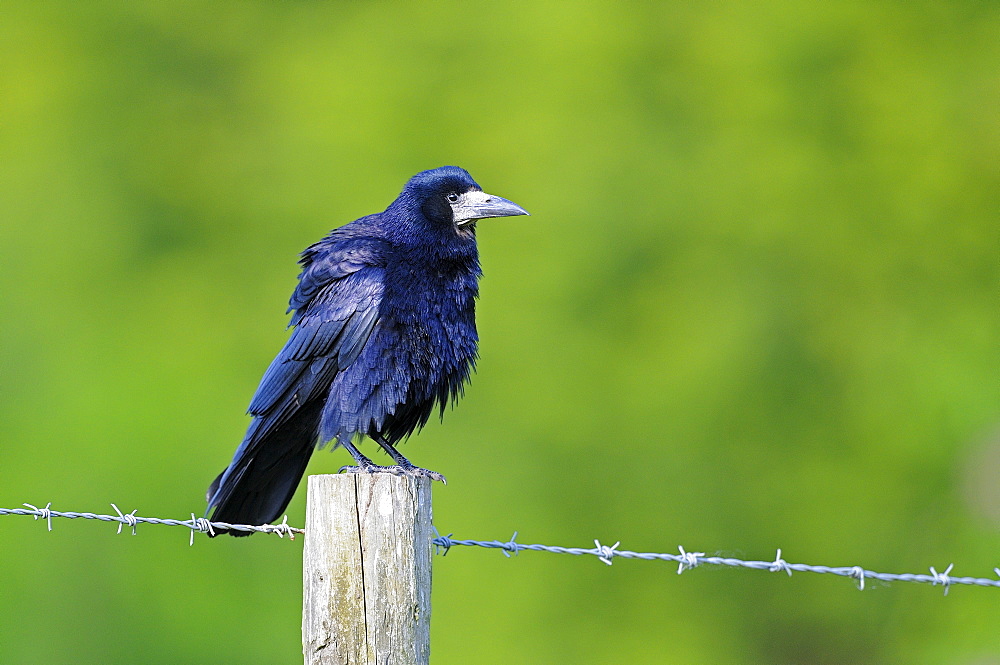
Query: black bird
206,166,528,535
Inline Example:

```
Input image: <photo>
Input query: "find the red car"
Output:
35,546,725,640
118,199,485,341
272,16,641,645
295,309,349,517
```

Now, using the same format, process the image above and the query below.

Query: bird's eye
446,193,459,203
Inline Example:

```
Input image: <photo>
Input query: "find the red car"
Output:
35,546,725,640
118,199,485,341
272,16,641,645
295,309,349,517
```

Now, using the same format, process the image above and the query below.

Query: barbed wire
0,503,302,545
433,532,1000,594
4,503,998,593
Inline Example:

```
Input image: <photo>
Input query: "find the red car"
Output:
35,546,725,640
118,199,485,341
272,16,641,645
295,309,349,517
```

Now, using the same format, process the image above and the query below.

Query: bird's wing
248,253,384,420
206,242,385,516
288,243,377,316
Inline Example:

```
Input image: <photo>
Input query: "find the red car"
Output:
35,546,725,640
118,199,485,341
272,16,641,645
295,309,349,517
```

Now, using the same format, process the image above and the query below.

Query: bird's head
398,166,529,231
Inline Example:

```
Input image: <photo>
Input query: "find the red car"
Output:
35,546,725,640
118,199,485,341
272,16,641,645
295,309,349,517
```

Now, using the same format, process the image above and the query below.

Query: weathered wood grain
303,474,432,665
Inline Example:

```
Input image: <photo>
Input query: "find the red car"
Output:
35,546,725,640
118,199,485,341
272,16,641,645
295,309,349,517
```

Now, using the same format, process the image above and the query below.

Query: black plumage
206,166,527,535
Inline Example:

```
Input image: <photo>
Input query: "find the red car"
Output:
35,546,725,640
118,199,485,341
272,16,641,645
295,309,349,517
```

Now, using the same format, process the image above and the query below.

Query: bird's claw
338,462,383,475
399,466,447,484
339,463,446,484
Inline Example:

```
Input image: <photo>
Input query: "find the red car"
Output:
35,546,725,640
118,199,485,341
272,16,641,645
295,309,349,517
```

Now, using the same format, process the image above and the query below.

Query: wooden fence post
302,474,433,665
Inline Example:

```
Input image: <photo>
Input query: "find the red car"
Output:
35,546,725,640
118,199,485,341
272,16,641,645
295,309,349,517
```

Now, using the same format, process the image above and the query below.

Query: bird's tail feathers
206,401,323,536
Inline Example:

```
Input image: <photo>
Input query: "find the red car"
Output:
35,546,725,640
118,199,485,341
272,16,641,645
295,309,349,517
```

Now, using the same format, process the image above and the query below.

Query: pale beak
452,190,529,226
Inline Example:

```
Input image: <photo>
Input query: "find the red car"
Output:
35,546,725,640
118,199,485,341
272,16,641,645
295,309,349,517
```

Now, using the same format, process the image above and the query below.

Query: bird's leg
337,438,446,483
372,435,447,484
338,439,387,474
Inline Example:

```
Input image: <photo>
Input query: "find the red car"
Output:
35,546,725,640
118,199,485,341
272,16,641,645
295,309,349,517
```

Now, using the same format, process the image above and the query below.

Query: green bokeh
1,2,998,663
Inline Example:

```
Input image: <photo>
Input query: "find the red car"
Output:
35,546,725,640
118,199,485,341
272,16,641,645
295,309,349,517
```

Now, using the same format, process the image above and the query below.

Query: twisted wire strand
5,503,999,591
430,533,1000,592
1,504,302,543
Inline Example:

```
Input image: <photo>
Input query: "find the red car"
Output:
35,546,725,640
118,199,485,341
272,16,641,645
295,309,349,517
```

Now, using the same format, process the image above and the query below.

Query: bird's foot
395,464,447,484
339,462,447,484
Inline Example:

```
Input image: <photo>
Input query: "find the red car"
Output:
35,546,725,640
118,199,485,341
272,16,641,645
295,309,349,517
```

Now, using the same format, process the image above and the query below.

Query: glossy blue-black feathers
206,167,489,534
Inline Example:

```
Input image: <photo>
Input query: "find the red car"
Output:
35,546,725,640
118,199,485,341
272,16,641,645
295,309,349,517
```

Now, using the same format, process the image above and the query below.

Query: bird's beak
452,190,530,226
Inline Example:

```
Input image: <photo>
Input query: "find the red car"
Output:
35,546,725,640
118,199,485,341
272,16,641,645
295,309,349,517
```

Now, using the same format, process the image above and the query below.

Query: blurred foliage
1,1,998,663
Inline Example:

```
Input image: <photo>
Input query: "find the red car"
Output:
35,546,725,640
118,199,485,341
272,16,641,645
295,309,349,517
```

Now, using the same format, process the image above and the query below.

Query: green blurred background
1,2,998,663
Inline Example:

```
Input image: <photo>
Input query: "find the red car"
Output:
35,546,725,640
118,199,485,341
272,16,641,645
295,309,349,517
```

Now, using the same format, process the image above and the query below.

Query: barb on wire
769,548,793,576
111,504,138,536
676,545,703,575
849,565,866,590
23,502,52,531
594,539,620,566
1,503,304,544
430,534,1000,593
431,526,454,556
929,564,954,595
